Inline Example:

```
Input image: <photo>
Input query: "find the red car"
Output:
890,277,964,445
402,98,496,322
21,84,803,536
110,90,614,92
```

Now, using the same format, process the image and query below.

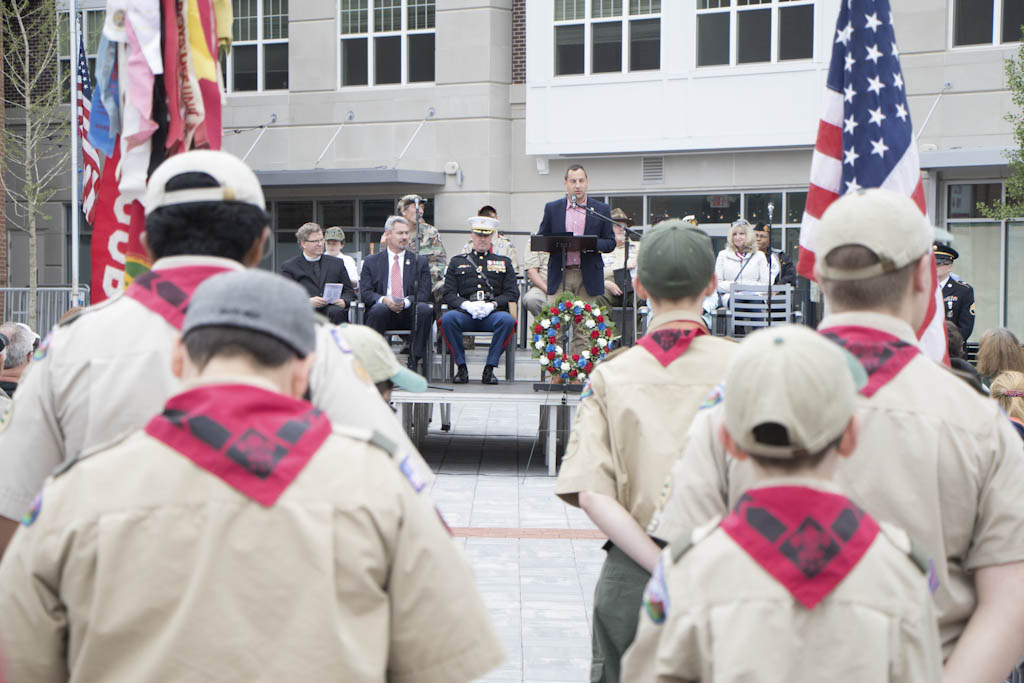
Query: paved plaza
413,356,608,682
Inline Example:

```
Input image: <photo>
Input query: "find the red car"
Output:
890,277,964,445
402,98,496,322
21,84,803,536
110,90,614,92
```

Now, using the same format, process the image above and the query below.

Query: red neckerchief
721,486,879,609
145,384,332,506
820,325,920,398
637,327,707,367
125,265,233,330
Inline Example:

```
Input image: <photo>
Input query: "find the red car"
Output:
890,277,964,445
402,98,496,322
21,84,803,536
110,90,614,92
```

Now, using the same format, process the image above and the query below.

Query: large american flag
799,0,945,362
76,18,101,224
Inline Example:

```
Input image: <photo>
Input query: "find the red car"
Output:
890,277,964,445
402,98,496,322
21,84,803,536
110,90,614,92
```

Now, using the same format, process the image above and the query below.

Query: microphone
570,194,578,209
767,202,775,221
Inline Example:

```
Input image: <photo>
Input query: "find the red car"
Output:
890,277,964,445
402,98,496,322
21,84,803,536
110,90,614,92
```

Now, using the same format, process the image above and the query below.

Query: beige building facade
7,0,1021,338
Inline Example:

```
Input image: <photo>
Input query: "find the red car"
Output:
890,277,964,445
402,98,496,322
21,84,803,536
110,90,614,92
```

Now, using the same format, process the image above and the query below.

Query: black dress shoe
454,364,469,384
481,365,499,385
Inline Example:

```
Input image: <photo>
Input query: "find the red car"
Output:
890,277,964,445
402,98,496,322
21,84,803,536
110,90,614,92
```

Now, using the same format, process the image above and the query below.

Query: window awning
254,168,446,187
919,146,1011,170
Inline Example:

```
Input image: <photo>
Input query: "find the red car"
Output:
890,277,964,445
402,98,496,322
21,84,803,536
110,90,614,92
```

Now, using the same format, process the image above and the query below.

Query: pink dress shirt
564,197,587,267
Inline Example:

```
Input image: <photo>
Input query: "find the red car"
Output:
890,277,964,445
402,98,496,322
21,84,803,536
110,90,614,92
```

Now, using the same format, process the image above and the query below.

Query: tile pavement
414,349,607,682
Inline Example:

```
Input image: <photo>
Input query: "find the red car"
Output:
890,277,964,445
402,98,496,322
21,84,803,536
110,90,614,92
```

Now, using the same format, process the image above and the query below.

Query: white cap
724,325,865,459
144,150,266,215
468,216,499,234
815,189,932,281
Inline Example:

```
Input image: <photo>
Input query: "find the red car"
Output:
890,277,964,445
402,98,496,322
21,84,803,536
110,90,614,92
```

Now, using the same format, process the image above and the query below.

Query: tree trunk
28,210,37,331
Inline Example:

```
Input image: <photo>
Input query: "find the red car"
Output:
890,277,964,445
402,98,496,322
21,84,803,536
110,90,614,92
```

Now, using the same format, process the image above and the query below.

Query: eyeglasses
304,238,325,244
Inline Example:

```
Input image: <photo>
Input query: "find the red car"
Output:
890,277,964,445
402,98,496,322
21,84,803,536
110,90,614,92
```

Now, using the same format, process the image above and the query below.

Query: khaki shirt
650,311,1024,655
555,312,736,528
0,255,432,522
524,249,549,283
602,243,636,282
624,481,942,683
0,379,502,683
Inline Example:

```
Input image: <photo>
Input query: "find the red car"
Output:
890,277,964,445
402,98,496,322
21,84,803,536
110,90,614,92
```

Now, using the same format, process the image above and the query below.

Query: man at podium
536,165,616,309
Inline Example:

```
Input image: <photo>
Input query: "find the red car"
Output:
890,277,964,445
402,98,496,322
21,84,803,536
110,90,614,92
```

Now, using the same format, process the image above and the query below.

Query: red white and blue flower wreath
530,292,616,382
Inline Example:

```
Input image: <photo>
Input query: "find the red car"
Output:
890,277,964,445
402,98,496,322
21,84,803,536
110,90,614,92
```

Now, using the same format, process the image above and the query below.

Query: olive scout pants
591,543,650,683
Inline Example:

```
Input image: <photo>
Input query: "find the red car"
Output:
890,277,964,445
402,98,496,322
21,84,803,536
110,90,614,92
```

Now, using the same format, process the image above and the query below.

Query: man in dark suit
536,164,615,356
280,222,355,325
359,216,433,373
537,164,616,301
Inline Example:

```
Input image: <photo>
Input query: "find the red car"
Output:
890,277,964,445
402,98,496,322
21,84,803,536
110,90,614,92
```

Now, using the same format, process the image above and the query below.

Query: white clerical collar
302,253,321,262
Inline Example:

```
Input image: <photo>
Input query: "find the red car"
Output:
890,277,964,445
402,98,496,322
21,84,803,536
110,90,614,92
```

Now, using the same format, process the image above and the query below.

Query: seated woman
704,220,769,321
991,371,1024,440
977,327,1024,388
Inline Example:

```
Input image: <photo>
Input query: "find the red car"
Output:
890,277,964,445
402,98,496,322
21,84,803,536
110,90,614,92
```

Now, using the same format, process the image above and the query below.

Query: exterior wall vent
642,156,664,184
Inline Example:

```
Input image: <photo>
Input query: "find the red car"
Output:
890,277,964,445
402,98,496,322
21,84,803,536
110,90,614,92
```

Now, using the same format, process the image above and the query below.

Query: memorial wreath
530,292,616,382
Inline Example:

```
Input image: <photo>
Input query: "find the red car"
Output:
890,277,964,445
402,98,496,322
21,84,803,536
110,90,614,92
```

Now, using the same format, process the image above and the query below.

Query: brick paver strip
450,527,607,540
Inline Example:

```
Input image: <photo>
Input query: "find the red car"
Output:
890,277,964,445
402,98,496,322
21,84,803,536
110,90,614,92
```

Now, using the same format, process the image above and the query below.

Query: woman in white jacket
715,219,769,295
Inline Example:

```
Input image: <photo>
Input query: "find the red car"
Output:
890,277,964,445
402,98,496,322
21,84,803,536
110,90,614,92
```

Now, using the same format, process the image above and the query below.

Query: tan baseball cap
337,325,427,392
144,150,266,215
724,325,866,459
815,188,931,281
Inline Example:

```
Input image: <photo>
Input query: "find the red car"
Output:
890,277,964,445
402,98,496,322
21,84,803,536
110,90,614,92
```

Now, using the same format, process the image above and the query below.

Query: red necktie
390,254,403,298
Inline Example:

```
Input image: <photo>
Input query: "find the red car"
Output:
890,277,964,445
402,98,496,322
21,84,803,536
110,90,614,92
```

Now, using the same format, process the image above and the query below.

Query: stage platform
392,379,581,476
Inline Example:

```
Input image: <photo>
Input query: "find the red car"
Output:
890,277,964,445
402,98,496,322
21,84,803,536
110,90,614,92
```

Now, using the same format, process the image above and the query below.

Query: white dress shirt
381,249,411,309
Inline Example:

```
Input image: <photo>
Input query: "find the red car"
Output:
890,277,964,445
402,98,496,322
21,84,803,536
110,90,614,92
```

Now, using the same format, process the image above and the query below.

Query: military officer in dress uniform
0,270,504,683
440,216,519,385
935,242,975,342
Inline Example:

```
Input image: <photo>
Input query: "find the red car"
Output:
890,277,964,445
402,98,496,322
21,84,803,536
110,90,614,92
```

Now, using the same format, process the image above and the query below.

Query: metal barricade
0,287,91,336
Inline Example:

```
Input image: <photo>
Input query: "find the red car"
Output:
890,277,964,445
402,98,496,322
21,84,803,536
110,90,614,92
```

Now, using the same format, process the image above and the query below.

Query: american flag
76,17,101,224
799,0,945,362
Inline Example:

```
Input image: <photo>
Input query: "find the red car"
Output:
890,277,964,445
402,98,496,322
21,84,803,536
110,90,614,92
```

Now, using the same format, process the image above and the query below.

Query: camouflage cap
398,194,426,210
324,227,345,242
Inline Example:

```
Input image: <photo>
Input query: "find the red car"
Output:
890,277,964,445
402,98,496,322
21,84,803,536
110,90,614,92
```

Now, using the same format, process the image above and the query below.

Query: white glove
480,302,496,318
460,301,474,313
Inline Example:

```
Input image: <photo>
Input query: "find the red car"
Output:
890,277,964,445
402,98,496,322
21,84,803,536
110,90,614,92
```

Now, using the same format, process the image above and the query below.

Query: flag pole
69,2,81,306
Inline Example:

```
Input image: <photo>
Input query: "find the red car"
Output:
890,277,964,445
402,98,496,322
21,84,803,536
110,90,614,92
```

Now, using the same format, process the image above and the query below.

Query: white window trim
695,0,814,68
948,0,1023,50
338,0,436,88
553,0,662,77
223,1,289,93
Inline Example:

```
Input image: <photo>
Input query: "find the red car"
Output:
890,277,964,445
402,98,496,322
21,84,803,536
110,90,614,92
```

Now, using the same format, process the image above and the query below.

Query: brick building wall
512,0,525,84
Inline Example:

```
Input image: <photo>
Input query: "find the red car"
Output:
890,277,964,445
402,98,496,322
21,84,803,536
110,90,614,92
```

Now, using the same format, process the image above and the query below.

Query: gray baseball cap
636,220,715,299
183,270,316,357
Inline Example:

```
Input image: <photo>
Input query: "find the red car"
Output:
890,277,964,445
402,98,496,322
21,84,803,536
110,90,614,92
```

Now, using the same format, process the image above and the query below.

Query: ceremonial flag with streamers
799,0,946,363
76,18,102,224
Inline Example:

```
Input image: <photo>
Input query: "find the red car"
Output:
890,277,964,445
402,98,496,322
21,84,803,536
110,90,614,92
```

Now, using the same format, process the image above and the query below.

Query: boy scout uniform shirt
555,312,736,528
623,481,942,683
0,377,502,683
0,255,433,522
524,249,550,282
649,311,1024,656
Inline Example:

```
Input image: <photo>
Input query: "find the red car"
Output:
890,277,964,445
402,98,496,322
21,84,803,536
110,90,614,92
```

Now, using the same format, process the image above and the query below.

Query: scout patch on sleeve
970,303,976,316
579,379,594,400
329,327,353,353
642,558,670,624
21,491,42,527
699,383,724,410
33,331,53,362
399,454,427,493
0,399,12,432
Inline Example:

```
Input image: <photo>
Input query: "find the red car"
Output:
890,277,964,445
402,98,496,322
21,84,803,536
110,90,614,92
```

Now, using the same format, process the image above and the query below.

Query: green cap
324,227,345,242
636,220,715,299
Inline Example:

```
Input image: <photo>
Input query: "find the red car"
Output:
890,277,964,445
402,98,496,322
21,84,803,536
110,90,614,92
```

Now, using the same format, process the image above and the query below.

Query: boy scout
622,325,942,683
440,216,519,385
0,270,502,683
555,220,737,683
0,150,432,556
650,189,1024,682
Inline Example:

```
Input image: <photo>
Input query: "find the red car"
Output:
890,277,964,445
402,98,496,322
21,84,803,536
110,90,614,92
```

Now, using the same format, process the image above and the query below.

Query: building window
58,9,105,101
340,0,435,87
696,0,813,67
953,0,1024,46
554,0,660,76
220,0,289,92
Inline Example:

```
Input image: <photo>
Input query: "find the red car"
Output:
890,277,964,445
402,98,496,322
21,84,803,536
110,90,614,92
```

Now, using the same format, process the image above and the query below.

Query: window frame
57,8,106,101
949,0,1024,49
338,0,436,88
553,0,662,77
221,0,290,93
695,0,814,69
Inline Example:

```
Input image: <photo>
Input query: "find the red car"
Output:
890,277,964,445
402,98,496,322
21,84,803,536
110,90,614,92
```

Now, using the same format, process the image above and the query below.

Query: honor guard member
398,194,448,299
650,189,1024,683
934,242,975,342
0,270,504,683
622,326,942,683
0,150,433,557
440,216,519,385
555,220,737,683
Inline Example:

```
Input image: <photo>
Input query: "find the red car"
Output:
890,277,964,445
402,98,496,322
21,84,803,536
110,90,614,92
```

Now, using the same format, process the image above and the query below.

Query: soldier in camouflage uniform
398,195,448,299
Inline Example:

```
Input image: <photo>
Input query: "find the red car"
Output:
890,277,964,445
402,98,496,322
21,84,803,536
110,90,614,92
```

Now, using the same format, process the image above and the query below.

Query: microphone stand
766,205,774,327
571,203,642,345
